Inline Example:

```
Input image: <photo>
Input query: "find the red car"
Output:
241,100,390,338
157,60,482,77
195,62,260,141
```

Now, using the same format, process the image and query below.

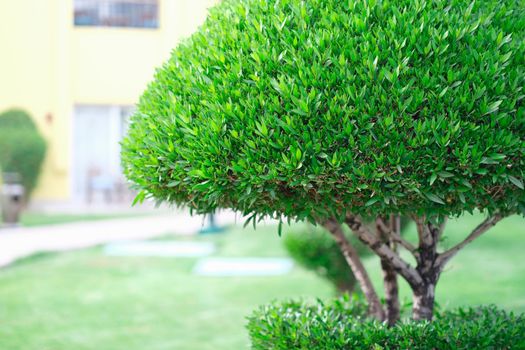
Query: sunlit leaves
122,0,525,221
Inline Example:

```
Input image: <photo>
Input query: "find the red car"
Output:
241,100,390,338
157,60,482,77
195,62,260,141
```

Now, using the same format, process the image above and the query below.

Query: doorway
72,105,132,202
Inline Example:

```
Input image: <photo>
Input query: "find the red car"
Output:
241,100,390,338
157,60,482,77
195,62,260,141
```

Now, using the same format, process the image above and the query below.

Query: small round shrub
247,299,525,350
0,109,47,196
122,0,525,221
283,225,369,293
0,109,39,130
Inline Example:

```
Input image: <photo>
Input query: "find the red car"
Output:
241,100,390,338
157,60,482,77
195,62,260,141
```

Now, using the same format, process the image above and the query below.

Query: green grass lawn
0,214,523,349
0,225,334,350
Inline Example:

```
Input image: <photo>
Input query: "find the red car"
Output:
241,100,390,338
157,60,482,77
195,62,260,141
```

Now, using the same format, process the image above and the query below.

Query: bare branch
378,216,401,325
346,214,423,288
375,218,390,237
414,215,433,248
376,217,418,256
436,217,448,241
393,215,401,240
322,218,385,321
392,230,418,256
436,214,504,268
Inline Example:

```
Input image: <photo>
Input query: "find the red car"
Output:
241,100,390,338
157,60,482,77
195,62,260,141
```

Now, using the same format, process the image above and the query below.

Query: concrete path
0,211,238,268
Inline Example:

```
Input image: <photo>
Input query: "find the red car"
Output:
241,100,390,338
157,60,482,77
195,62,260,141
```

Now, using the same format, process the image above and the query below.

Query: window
74,0,159,29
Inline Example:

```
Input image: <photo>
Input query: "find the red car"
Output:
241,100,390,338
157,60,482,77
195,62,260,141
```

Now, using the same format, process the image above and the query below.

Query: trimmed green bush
247,299,525,350
0,109,39,130
283,225,369,293
122,0,525,221
122,0,525,321
0,109,47,196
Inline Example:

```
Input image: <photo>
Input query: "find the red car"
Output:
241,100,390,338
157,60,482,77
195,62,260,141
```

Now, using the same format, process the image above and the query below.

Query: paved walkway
0,211,238,268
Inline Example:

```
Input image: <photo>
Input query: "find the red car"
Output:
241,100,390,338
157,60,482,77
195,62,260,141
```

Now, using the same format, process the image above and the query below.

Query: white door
72,105,131,202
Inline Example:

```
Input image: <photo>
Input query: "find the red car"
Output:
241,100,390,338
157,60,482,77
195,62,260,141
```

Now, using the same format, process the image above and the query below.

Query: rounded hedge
247,298,525,350
122,0,525,221
0,109,47,196
0,109,39,130
283,225,370,293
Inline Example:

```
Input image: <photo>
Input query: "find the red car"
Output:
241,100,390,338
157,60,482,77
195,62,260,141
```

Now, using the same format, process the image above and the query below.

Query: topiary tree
0,109,47,198
122,0,525,322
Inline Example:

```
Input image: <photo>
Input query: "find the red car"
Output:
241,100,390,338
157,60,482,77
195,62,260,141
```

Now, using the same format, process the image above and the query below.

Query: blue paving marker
199,213,225,234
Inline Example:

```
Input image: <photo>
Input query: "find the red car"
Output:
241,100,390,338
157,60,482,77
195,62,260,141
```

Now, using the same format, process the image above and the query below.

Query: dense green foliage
283,225,369,293
0,109,46,196
123,0,525,221
247,299,525,350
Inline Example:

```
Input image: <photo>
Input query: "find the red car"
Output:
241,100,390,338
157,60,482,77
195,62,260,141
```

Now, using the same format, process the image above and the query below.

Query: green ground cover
0,214,523,349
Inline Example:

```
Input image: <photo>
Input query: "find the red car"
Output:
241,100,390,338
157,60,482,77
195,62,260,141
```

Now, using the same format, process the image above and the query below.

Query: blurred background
0,0,216,211
0,1,524,350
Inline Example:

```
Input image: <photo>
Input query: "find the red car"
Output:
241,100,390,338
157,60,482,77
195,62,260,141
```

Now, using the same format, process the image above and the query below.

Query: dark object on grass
0,173,25,226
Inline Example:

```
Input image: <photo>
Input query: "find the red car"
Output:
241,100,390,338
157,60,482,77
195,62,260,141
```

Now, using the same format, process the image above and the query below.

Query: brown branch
377,216,401,325
375,218,390,236
413,215,433,248
436,214,504,268
436,217,448,241
346,214,423,288
392,230,418,256
322,218,385,321
375,217,418,257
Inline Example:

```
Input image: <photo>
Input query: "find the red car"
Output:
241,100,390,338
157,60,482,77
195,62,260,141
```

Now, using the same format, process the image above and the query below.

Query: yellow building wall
0,0,217,201
0,0,61,199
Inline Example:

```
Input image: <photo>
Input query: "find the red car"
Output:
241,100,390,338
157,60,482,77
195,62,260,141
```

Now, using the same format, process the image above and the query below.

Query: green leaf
295,148,302,161
243,214,256,228
193,181,211,191
365,197,380,207
508,176,524,189
425,193,445,205
438,86,448,98
132,191,146,206
489,153,506,161
270,78,282,94
429,173,438,185
484,100,502,115
438,171,454,178
189,169,206,178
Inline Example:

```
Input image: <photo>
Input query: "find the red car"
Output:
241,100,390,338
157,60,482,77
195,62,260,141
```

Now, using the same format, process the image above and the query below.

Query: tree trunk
323,218,385,321
377,216,400,325
380,258,400,325
412,283,436,321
